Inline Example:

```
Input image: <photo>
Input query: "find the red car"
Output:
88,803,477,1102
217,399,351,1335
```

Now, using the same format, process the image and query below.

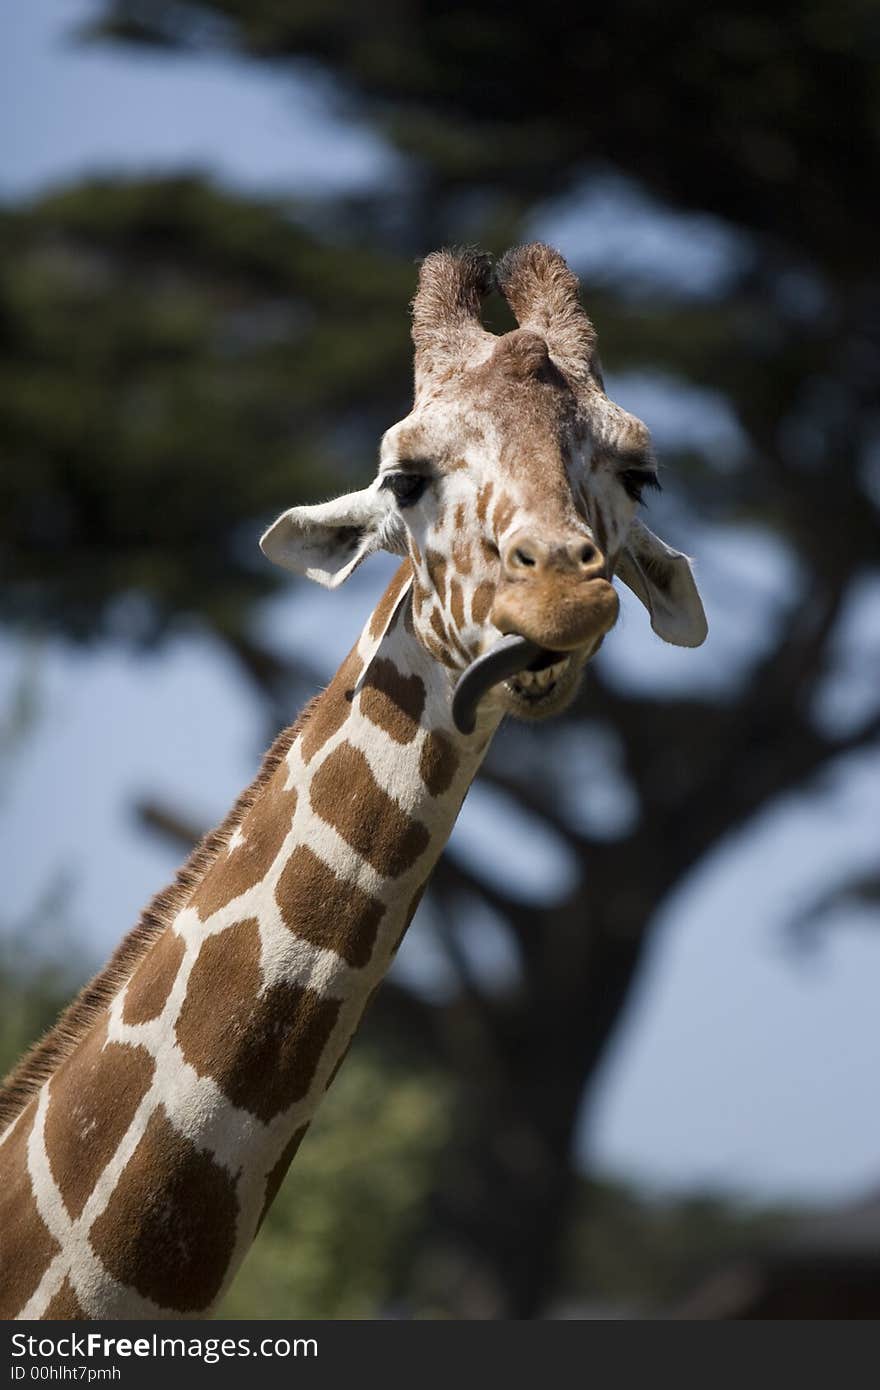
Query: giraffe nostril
579,542,596,566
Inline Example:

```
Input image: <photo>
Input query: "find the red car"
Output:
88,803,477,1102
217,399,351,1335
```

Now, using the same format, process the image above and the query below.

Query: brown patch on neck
0,1101,61,1318
175,917,341,1122
310,742,430,879
360,658,426,744
122,929,186,1026
0,702,318,1134
276,845,386,968
189,757,298,919
88,1103,237,1313
44,1014,155,1220
419,731,458,796
300,644,363,764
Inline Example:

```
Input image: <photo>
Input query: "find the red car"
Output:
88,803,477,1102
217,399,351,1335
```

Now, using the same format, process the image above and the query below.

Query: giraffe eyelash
381,473,429,507
620,470,662,504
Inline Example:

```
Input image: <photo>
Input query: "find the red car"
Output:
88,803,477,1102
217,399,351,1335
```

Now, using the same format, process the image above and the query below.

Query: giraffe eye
620,469,661,504
382,473,428,508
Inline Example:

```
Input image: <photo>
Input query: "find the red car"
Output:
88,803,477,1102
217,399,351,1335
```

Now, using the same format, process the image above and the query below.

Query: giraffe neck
0,564,498,1320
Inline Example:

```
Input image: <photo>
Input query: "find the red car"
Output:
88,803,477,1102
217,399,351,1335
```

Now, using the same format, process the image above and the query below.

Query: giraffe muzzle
491,575,619,651
452,576,620,733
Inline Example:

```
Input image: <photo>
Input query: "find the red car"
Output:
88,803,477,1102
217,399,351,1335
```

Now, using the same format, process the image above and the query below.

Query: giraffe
0,244,706,1320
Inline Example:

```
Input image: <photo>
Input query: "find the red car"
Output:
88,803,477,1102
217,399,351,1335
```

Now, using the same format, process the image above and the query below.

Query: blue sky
1,1,394,198
2,0,879,1205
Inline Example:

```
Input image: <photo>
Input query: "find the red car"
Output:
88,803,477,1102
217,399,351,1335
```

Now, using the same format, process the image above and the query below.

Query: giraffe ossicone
0,243,706,1321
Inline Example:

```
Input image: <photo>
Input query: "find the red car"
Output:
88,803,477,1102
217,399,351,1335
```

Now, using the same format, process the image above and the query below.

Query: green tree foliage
2,0,878,1316
0,178,412,653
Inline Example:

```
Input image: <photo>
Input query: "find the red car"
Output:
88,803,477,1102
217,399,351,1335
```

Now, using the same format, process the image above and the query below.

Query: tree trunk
420,900,653,1318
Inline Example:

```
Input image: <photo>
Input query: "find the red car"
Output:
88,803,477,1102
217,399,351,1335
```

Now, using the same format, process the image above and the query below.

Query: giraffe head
262,244,707,730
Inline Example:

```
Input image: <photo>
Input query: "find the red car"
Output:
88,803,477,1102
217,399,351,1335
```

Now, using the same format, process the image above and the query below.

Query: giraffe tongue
452,635,543,735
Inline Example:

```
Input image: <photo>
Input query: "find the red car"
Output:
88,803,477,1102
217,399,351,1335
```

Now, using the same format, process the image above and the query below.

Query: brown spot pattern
452,538,473,575
300,643,363,765
439,594,470,663
258,1125,308,1229
424,632,456,668
0,1102,60,1319
450,579,466,632
88,1104,237,1313
360,658,426,744
190,759,297,919
176,918,340,1121
123,929,185,1025
476,481,494,525
369,560,412,639
492,492,516,536
276,845,386,968
45,1016,154,1221
430,607,449,647
425,549,448,605
310,742,430,879
419,731,458,796
472,580,495,625
44,1278,86,1320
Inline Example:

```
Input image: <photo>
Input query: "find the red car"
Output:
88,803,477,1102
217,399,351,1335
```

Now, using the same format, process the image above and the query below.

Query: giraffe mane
0,699,320,1133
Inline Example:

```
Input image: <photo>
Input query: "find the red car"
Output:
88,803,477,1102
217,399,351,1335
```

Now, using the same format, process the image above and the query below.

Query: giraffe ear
260,486,400,589
615,520,708,647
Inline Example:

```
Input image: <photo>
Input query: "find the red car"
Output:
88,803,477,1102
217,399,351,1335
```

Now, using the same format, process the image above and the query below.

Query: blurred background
2,0,880,1319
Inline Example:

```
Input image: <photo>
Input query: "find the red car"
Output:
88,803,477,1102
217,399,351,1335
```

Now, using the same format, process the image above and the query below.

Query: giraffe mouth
506,652,571,704
452,635,571,733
